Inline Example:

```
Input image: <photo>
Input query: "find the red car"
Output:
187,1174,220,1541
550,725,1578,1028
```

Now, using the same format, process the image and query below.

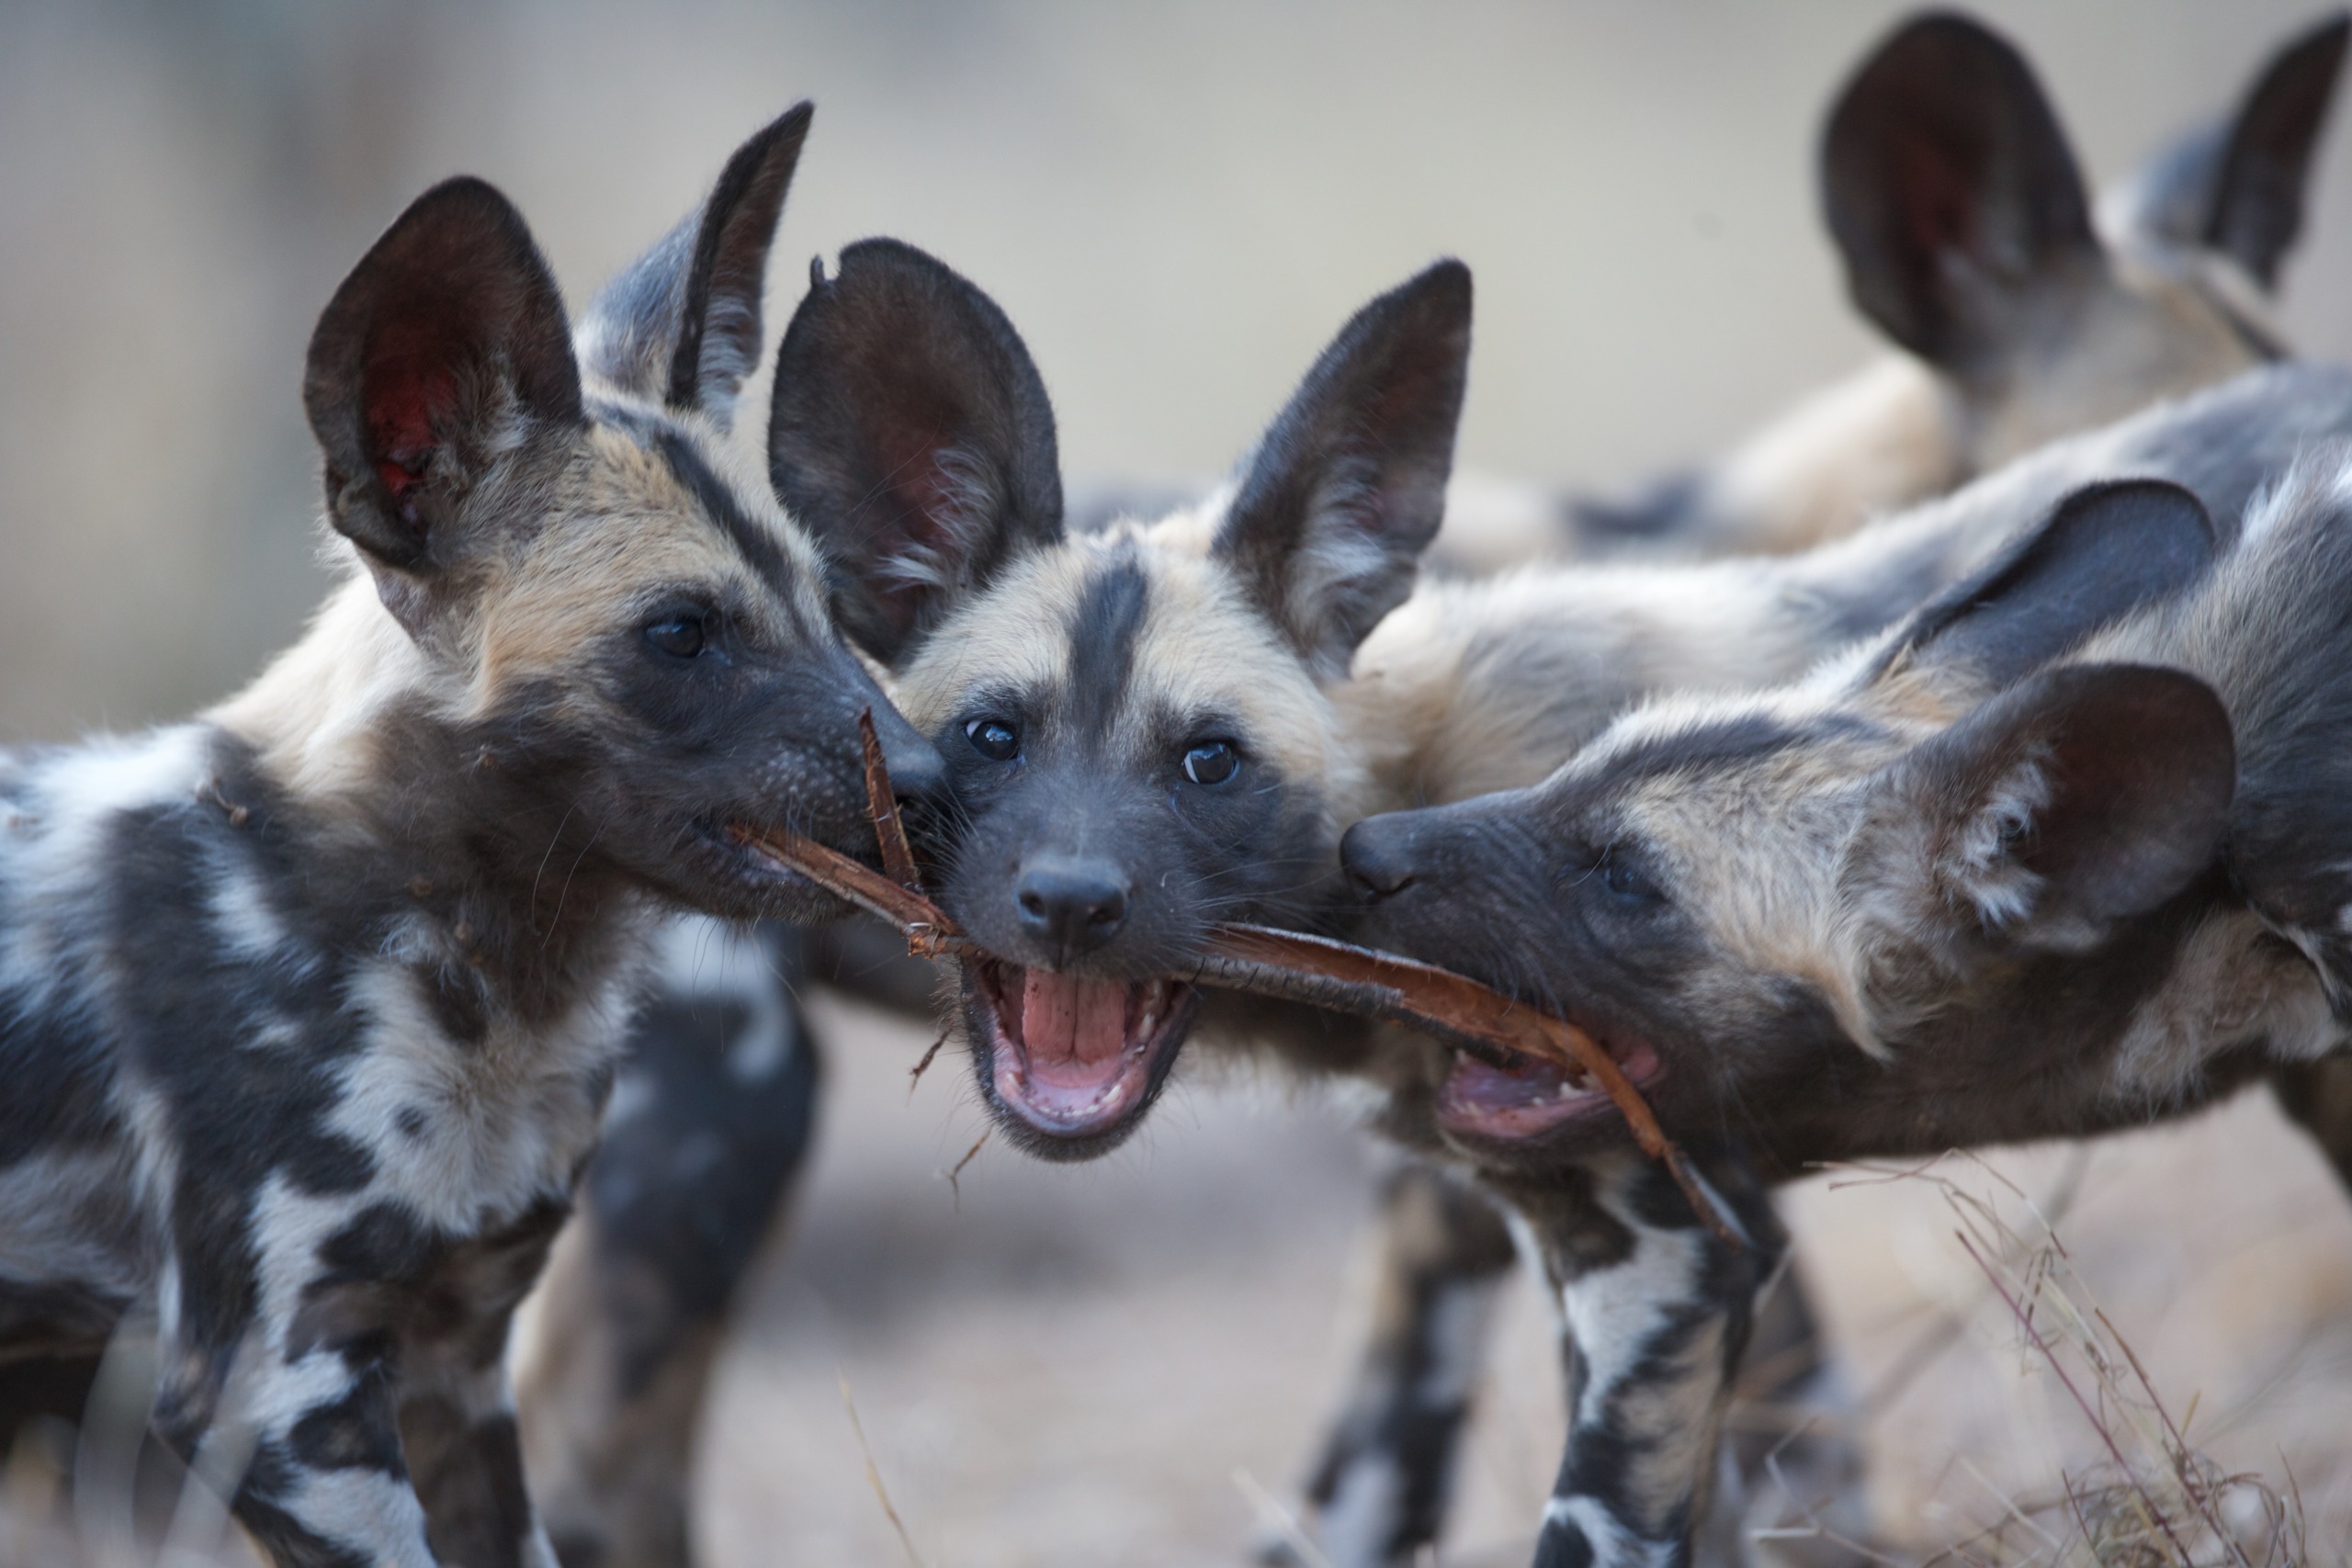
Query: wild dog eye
1182,739,1239,786
643,613,709,660
1600,854,1664,907
966,717,1020,761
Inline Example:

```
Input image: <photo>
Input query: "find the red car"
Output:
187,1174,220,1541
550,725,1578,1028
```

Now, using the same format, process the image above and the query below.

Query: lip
967,957,1197,1152
1435,1018,1663,1142
701,818,833,899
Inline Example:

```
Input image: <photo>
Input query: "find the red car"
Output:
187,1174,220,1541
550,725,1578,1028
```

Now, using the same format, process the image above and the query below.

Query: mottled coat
0,108,944,1568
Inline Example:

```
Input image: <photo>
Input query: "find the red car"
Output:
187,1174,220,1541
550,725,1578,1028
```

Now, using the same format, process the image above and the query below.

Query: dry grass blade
734,720,1740,1245
1835,1156,2316,1568
838,1373,928,1568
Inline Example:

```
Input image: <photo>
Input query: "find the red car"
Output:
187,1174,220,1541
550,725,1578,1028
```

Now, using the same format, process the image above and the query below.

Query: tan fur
212,412,827,814
897,506,1380,835
1699,355,1964,557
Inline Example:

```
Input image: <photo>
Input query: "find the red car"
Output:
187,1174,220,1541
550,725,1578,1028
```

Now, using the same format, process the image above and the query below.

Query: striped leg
1487,1146,1781,1568
1706,1257,1871,1568
1271,1159,1519,1568
519,918,820,1568
402,1329,557,1568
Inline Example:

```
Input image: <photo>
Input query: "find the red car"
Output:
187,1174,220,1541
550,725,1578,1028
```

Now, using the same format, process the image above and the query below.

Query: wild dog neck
207,572,651,1032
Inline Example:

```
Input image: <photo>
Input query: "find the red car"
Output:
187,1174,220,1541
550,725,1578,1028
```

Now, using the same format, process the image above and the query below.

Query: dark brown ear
1821,11,2101,371
767,238,1063,666
1883,663,2234,952
2207,13,2347,289
303,177,582,574
2113,14,2347,292
1889,479,2220,688
578,103,814,419
1212,259,1471,680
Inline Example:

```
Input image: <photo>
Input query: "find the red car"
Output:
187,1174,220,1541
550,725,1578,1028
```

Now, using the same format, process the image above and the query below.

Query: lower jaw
1434,1044,1662,1144
967,964,1195,1155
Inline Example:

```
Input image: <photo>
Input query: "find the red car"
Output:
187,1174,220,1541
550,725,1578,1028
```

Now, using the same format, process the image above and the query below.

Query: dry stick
1186,923,1740,1247
857,708,925,893
731,732,1744,1247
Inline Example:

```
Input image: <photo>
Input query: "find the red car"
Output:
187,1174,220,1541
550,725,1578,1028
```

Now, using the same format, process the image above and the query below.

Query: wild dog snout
1341,814,1426,902
1014,853,1132,962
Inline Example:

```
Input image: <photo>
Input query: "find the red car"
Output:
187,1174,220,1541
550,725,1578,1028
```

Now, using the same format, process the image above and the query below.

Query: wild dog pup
1493,9,2345,567
0,107,946,1568
1340,468,2352,1565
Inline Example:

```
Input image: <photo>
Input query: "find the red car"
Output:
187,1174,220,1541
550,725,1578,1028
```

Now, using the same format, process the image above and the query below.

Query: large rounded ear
1871,663,2234,953
1886,479,2220,688
1212,259,1470,681
1820,12,2101,371
576,103,813,422
768,238,1063,667
2109,15,2347,292
303,177,583,575
2205,13,2346,289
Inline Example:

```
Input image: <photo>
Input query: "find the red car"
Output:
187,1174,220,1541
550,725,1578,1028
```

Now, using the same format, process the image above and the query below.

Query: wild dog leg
1709,1258,1871,1567
1273,1159,1519,1568
520,918,821,1568
1485,1146,1781,1568
150,1255,438,1567
2272,1055,2352,1198
401,1353,548,1568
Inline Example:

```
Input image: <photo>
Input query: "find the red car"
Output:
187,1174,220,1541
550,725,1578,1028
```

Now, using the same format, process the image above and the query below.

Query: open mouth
1437,1022,1662,1141
968,959,1196,1146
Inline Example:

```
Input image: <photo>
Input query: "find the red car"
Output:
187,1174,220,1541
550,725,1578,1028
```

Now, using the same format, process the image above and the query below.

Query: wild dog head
283,107,943,930
1346,479,2244,1169
767,241,1470,1157
1572,11,2345,554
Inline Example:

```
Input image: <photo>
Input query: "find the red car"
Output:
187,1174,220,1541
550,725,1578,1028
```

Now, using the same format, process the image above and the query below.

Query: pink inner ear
1896,137,1979,263
870,423,962,619
363,340,458,514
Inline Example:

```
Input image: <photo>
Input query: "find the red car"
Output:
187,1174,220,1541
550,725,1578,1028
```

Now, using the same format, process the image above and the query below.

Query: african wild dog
1433,9,2344,574
522,16,2352,1567
1340,464,2352,1564
0,106,950,1568
695,223,2352,1566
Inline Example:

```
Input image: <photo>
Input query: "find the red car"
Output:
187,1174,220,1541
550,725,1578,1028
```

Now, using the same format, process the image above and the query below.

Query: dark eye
644,613,708,660
1600,854,1663,907
1182,739,1239,786
966,717,1020,761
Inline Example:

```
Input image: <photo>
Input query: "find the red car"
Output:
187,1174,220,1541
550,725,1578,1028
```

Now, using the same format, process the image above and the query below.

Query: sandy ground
677,992,2352,1567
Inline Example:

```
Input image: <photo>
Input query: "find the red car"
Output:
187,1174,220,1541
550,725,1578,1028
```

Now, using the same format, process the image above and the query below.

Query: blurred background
4,3,2351,1563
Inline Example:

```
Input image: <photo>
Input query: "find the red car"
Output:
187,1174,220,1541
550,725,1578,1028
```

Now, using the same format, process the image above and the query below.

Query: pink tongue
1021,971,1132,1087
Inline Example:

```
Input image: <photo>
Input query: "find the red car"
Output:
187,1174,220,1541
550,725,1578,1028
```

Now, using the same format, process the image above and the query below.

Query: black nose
1340,815,1422,901
873,717,949,808
1014,856,1131,958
